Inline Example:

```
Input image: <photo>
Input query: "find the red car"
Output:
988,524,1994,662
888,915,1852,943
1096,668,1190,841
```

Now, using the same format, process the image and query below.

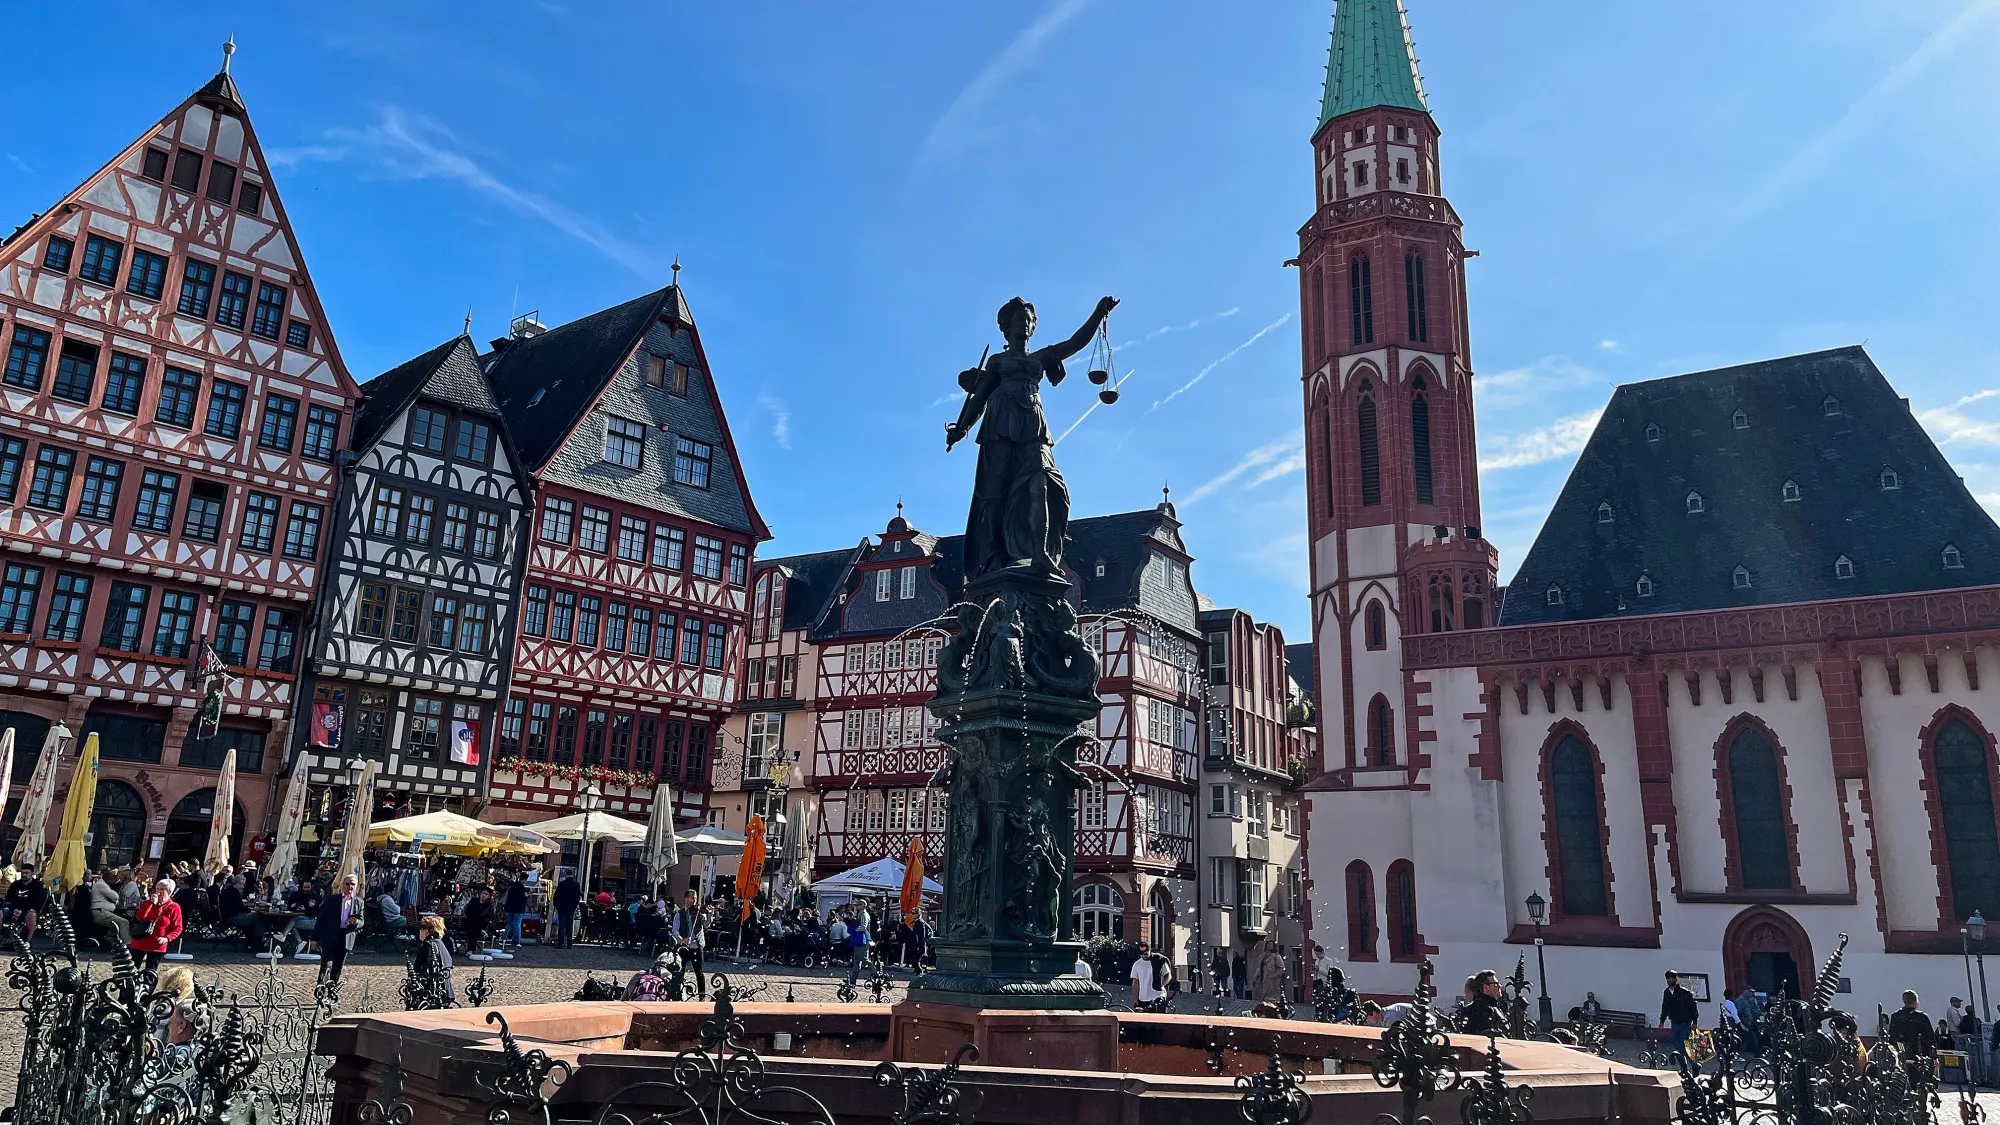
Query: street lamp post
1972,910,1992,1031
1526,891,1554,1032
579,782,603,905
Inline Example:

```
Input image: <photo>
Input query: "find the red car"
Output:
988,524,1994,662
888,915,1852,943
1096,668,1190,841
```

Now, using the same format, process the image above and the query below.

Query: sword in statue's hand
945,345,990,452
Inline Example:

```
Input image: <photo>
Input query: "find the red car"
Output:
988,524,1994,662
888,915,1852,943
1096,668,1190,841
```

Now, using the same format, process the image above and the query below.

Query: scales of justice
904,293,1123,1013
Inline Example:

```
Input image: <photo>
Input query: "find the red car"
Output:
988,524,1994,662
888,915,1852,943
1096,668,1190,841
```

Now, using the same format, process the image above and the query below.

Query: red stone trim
1504,922,1660,949
1720,906,1816,998
1404,586,2000,670
1468,666,1502,781
1709,714,1807,897
1535,719,1619,924
1384,859,1429,961
1912,703,2000,935
1345,859,1378,961
1857,777,1892,940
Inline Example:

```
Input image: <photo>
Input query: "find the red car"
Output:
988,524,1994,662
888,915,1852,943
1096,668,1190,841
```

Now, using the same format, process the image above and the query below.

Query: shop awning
368,811,555,855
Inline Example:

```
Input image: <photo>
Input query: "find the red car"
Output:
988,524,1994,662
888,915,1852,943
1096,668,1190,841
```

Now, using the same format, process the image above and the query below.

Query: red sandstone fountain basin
315,1002,1681,1125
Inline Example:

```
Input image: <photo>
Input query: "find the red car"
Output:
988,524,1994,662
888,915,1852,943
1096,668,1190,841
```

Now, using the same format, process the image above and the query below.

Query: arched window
1461,572,1485,629
1687,492,1705,514
1315,393,1335,518
1368,694,1394,767
1313,268,1330,359
1358,397,1381,506
1148,883,1174,950
1071,882,1125,940
1426,574,1454,633
1410,391,1434,505
1386,860,1418,958
1364,600,1387,650
1932,718,2000,922
1404,250,1428,342
1349,256,1374,345
1346,861,1377,959
1723,724,1794,890
1547,735,1609,917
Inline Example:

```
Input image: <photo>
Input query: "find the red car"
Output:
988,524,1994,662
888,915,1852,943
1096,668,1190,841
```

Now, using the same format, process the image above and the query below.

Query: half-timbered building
0,62,358,870
480,290,767,850
291,335,530,815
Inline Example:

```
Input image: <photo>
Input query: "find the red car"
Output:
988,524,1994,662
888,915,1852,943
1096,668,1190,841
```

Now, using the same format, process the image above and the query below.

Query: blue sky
5,1,1999,638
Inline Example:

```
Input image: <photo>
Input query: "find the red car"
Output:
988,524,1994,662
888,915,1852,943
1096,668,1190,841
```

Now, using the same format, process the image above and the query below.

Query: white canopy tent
675,825,747,855
520,811,649,844
812,856,941,919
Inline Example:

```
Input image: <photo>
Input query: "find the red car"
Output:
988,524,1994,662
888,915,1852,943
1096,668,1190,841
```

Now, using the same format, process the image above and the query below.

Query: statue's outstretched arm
1042,296,1120,363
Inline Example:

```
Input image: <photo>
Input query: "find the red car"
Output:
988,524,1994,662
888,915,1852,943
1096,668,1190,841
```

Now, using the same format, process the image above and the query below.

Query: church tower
1299,0,1494,779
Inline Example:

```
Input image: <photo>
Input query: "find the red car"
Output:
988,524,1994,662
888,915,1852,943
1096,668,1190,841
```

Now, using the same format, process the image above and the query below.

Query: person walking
504,878,529,946
670,889,708,999
1211,948,1229,996
553,872,582,949
1231,951,1247,999
1735,988,1764,1054
315,873,363,984
129,877,185,973
845,906,871,986
1658,971,1701,1063
1888,991,1936,1058
415,915,455,1003
1131,941,1164,1008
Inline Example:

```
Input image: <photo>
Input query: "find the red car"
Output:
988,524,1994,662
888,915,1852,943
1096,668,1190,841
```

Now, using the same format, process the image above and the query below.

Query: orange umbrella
736,815,767,921
900,835,926,922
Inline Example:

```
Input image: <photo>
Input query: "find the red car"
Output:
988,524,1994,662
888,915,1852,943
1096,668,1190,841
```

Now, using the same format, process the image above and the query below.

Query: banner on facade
450,720,481,766
310,703,342,749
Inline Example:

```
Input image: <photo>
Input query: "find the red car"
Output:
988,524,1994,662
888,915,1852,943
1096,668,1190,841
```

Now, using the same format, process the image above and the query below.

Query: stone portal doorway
1723,905,1815,1001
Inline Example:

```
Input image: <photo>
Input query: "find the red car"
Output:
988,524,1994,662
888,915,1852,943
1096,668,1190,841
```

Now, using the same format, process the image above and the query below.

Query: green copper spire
1319,0,1429,128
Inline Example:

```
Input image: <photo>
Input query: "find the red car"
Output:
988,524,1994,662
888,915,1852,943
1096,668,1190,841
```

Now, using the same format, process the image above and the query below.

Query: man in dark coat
315,873,363,983
1888,990,1937,1057
1658,971,1701,1061
504,878,529,946
552,873,582,949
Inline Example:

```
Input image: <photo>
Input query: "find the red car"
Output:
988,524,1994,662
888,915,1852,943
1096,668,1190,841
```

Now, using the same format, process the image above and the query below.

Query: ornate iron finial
874,1043,981,1125
1459,1036,1532,1125
464,306,474,336
671,257,682,286
1372,958,1462,1124
1237,1054,1311,1125
477,1011,571,1125
466,964,495,1007
222,35,236,74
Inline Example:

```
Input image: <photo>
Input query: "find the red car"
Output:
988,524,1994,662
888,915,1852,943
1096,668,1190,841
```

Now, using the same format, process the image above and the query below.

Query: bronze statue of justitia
945,295,1118,579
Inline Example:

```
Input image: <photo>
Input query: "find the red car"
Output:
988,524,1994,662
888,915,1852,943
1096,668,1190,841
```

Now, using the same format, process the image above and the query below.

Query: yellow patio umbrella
900,835,926,923
368,810,555,856
736,815,766,922
46,733,100,891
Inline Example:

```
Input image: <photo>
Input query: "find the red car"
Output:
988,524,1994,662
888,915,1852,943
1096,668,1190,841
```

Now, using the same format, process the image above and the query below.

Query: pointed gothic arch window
1547,735,1609,917
1345,861,1377,960
1834,555,1855,579
1545,584,1564,606
1782,479,1802,502
1410,390,1434,505
1945,544,1965,570
1404,250,1428,342
1426,574,1454,633
1686,492,1705,514
1881,467,1901,491
1732,409,1749,430
1313,390,1335,519
1931,717,2000,922
1358,396,1381,506
1724,724,1794,890
1364,600,1387,651
1462,572,1486,629
1386,860,1419,958
1636,573,1654,598
1367,694,1394,767
1733,565,1753,589
1349,256,1374,345
1596,502,1613,524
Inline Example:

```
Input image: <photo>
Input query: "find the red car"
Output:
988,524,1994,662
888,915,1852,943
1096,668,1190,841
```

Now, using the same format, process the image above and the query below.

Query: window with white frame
884,640,903,670
1210,857,1232,906
866,643,884,670
1237,862,1267,931
899,565,917,599
885,707,903,748
745,712,782,778
843,711,862,750
904,706,924,745
928,790,947,831
865,792,885,832
864,709,883,748
1071,882,1124,940
1247,790,1268,837
603,416,646,469
1209,783,1228,816
887,790,906,831
924,636,943,667
1079,780,1107,829
875,570,892,602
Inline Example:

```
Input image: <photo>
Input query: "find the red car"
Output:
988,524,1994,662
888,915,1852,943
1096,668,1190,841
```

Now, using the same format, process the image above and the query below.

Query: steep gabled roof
1285,643,1317,702
484,287,679,471
1501,346,2000,626
1320,0,1429,128
758,545,864,634
351,335,494,453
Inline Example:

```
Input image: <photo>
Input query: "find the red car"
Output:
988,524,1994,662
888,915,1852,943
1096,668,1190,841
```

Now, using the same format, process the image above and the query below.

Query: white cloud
1475,355,1604,410
1241,531,1310,594
1149,313,1292,412
1183,430,1303,505
931,391,967,408
917,0,1094,171
307,107,653,277
7,154,33,174
1478,409,1604,472
1919,388,2000,445
263,144,349,169
756,393,792,450
1597,339,1618,351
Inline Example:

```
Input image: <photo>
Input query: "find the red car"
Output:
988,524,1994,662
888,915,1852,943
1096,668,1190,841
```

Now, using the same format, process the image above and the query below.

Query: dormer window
1545,585,1564,606
1781,479,1802,502
1733,565,1752,589
1094,558,1106,578
1686,492,1705,514
1732,410,1749,430
1824,395,1843,416
1834,555,1855,579
1944,544,1965,570
1645,422,1663,442
1596,502,1613,524
1636,573,1654,598
1880,467,1901,491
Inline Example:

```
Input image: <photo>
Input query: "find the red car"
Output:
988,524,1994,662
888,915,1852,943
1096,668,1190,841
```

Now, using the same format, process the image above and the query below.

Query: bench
1579,1008,1651,1039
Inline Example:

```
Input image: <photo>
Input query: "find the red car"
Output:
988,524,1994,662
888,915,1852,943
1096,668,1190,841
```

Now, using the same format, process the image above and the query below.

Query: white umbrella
520,811,649,843
0,728,14,833
338,760,378,887
9,723,69,869
641,783,679,893
264,771,309,883
676,825,748,856
204,747,237,873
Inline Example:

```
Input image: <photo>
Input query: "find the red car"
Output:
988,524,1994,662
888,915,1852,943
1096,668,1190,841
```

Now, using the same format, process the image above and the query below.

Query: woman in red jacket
130,877,184,972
